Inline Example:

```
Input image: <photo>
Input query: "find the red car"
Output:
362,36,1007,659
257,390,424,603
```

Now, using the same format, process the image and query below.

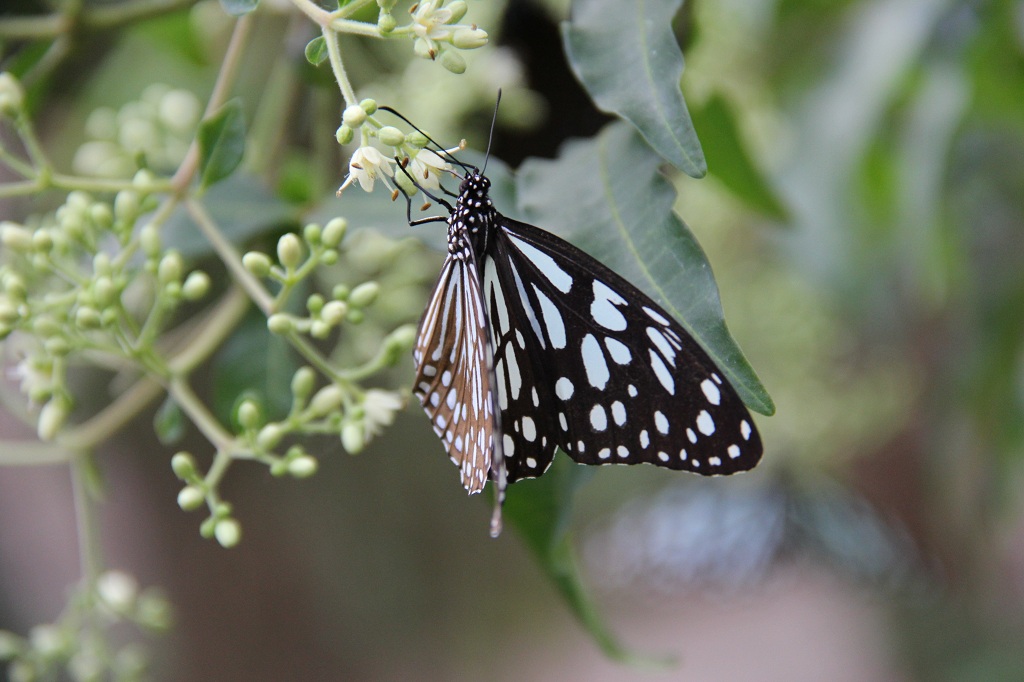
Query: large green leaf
562,0,706,178
516,121,774,416
691,94,790,221
503,459,667,665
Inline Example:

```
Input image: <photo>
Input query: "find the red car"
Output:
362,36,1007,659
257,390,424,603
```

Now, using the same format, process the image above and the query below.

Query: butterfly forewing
413,256,494,493
490,216,762,476
480,252,561,483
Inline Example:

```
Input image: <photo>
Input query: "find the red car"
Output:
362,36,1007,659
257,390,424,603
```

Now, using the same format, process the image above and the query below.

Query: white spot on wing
696,410,715,436
655,411,669,434
643,306,670,326
701,379,721,406
508,234,573,293
522,416,537,442
649,349,675,394
555,377,574,400
728,444,741,458
646,327,676,366
533,284,566,349
506,347,522,400
581,334,610,389
591,281,627,331
741,420,752,440
605,338,632,365
611,401,626,426
590,404,608,431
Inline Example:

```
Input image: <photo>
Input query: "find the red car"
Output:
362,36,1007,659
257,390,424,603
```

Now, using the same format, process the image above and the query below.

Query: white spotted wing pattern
413,171,762,524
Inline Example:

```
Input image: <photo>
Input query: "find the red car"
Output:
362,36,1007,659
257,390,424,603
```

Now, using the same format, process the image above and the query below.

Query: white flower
408,149,451,190
363,389,404,438
97,571,138,612
338,145,395,194
411,1,454,59
9,356,52,404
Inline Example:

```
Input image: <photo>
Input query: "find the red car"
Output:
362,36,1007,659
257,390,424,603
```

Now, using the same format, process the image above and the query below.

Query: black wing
482,216,762,482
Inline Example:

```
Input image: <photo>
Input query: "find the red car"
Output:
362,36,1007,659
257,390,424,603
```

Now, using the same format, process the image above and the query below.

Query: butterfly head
458,169,491,201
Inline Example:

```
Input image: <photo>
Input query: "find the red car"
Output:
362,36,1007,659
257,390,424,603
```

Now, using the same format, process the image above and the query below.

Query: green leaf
516,121,774,416
503,459,668,665
154,396,185,445
562,0,706,178
304,36,328,66
691,94,790,220
163,171,298,259
219,0,259,16
212,310,296,426
198,99,247,190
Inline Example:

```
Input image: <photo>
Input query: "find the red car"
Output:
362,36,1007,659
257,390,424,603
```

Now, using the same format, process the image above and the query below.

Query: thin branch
184,199,275,312
172,13,253,193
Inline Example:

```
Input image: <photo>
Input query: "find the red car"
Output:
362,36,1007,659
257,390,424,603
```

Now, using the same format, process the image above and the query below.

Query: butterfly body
413,170,763,530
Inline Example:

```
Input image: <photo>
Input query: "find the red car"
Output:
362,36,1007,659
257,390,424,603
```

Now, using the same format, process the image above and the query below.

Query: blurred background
2,0,1024,679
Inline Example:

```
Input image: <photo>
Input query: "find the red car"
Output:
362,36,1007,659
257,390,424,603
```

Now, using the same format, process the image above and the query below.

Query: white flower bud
177,485,205,511
348,281,380,307
214,518,241,548
242,251,272,277
309,384,344,417
378,126,405,147
288,456,318,478
37,396,70,441
342,104,367,128
277,233,303,269
452,27,488,49
439,50,467,74
322,217,348,247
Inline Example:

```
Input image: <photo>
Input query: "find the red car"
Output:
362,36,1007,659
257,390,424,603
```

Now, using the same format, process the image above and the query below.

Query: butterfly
385,109,764,536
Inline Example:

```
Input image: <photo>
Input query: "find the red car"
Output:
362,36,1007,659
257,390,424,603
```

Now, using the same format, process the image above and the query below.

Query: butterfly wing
486,216,762,479
413,256,495,493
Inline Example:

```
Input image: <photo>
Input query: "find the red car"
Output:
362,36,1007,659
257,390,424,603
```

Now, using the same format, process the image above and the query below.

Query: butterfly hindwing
413,256,494,493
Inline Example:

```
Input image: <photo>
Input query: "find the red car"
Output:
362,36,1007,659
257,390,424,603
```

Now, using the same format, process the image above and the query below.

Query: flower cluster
73,84,201,178
0,570,171,681
408,0,488,72
335,98,461,199
0,178,207,441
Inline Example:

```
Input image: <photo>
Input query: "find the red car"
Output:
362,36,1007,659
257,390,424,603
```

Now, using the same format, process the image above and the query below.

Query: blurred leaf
504,458,666,665
562,0,706,177
198,99,247,190
691,94,789,220
277,153,319,205
154,396,186,445
212,310,296,425
163,171,297,259
305,36,328,66
219,0,259,16
516,121,774,416
135,10,206,64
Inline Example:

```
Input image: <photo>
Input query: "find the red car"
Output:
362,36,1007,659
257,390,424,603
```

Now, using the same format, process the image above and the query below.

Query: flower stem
323,25,357,106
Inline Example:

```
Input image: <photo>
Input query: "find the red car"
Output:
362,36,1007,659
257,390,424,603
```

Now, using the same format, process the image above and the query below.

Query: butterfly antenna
481,90,501,175
378,106,472,173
